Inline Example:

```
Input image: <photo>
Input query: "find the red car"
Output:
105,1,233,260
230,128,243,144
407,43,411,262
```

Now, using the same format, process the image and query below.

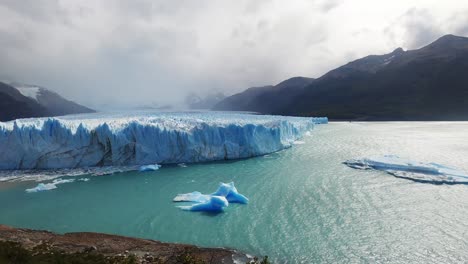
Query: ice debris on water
174,182,248,212
139,164,161,172
25,178,75,193
344,155,468,184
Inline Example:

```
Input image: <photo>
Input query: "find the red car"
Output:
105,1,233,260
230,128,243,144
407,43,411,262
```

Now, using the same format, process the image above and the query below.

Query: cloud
0,0,467,108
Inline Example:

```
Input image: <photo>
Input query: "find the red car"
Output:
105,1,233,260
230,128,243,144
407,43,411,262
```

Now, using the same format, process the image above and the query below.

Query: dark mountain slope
0,82,95,121
213,77,314,113
215,34,468,120
0,82,48,121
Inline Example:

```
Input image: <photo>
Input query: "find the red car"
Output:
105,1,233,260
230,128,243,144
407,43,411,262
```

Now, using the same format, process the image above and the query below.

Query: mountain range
0,82,94,121
214,34,468,120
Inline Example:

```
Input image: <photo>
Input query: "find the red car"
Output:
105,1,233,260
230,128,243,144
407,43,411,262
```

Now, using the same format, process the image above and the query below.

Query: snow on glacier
344,155,468,184
0,111,328,170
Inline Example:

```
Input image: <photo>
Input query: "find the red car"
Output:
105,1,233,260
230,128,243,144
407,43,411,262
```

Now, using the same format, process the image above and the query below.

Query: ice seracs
344,155,468,184
0,111,327,170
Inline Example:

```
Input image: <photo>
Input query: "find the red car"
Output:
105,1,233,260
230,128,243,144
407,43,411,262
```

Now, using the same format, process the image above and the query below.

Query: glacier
344,155,468,184
0,111,327,170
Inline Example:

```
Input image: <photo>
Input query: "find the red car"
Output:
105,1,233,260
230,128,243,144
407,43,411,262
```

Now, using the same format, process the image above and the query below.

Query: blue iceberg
177,196,229,212
0,112,326,170
174,182,248,212
344,155,468,184
174,182,248,204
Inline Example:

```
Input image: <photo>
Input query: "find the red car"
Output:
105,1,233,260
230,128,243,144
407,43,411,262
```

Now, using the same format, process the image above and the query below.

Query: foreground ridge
0,224,249,263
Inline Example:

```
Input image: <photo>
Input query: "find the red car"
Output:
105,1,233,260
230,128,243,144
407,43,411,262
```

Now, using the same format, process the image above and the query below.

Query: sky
1,0,468,108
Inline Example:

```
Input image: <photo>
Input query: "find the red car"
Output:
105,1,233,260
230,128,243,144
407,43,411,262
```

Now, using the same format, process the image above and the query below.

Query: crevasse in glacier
0,112,327,170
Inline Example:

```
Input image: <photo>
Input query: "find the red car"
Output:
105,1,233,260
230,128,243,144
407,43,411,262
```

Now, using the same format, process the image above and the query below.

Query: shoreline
0,224,251,263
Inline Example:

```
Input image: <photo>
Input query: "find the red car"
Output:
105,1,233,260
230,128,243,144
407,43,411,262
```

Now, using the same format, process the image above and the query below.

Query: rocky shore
0,225,251,263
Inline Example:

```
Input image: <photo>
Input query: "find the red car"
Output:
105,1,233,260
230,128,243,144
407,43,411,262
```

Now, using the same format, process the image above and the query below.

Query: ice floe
25,178,75,193
344,155,468,184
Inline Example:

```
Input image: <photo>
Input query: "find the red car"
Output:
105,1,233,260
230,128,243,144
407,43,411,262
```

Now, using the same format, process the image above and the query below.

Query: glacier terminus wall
0,111,328,170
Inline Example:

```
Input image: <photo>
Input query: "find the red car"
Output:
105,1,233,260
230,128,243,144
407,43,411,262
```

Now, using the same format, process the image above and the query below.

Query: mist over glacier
0,111,327,170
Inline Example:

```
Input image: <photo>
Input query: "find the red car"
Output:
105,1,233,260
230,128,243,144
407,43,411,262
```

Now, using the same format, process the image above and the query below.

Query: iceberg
174,182,249,204
0,111,326,170
25,178,75,193
177,196,229,212
139,164,161,172
344,155,468,184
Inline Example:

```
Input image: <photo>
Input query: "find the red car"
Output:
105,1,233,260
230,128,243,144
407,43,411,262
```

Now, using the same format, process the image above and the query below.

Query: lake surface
1,122,468,263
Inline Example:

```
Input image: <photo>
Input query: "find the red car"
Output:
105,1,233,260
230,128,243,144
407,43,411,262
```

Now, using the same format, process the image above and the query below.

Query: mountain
0,82,95,121
185,91,226,109
214,34,468,120
215,77,315,113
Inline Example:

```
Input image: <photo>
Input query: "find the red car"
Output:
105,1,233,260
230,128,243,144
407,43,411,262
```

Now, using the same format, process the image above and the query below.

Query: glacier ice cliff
344,155,468,184
174,182,248,204
0,112,327,170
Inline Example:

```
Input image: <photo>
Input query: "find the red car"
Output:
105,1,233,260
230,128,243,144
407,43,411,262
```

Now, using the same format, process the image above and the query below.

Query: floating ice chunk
211,182,249,204
174,182,249,204
78,178,90,182
173,191,209,203
25,178,75,193
178,163,188,168
293,141,305,145
139,164,161,172
178,196,228,212
344,155,468,184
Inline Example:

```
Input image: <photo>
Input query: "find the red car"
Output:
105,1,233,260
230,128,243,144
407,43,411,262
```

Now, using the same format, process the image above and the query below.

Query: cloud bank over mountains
0,0,467,107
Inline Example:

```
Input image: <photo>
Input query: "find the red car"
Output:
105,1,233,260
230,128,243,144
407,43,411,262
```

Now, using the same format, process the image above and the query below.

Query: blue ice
0,112,327,170
177,196,229,212
174,182,248,204
174,182,248,212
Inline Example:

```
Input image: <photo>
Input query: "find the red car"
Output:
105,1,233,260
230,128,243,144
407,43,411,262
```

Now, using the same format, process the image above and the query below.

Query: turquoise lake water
1,122,468,263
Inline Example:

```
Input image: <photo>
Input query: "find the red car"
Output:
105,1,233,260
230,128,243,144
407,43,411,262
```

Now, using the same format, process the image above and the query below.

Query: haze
1,0,467,108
